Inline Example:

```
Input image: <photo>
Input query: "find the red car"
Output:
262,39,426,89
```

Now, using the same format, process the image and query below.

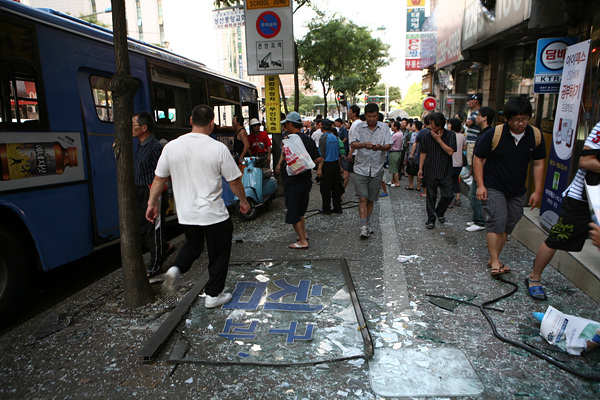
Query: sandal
405,186,414,190
487,263,511,273
525,277,547,301
490,264,510,278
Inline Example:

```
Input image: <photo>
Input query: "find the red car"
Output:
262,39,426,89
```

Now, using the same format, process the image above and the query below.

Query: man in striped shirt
526,121,600,300
132,111,172,278
418,112,457,229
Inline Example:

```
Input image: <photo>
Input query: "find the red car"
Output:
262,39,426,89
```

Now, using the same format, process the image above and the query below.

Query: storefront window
503,46,536,100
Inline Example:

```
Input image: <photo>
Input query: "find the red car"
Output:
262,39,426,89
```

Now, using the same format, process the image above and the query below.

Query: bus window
0,19,44,128
90,75,113,122
213,104,236,127
150,65,191,128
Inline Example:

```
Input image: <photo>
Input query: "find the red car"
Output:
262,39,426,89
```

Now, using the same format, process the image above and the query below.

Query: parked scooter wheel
238,198,258,221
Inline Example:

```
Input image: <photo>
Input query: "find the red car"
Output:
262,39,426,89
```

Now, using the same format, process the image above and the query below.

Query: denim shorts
482,188,526,234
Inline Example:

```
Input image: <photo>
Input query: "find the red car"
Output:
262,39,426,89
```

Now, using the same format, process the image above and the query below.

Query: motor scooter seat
261,168,272,179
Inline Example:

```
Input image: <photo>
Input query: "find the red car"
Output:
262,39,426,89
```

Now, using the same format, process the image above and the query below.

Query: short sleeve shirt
349,121,394,177
564,121,600,201
155,133,241,225
391,131,404,152
248,131,271,155
474,124,546,197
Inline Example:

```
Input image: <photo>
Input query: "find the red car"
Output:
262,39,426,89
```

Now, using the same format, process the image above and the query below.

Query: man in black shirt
276,112,323,249
473,97,546,277
132,111,173,277
418,112,457,229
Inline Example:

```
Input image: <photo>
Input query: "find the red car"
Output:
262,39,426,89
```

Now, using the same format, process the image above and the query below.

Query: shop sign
405,58,421,71
244,1,294,75
436,0,464,68
540,40,590,227
407,0,426,6
462,0,532,51
421,74,432,95
213,8,245,29
534,37,578,94
406,8,425,32
406,33,421,58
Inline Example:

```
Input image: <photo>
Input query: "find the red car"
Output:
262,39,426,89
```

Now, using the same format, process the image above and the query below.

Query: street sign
256,11,281,38
423,96,437,111
245,1,294,75
367,96,380,102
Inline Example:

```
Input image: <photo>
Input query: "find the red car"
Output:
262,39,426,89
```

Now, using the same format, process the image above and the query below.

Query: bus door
77,70,142,245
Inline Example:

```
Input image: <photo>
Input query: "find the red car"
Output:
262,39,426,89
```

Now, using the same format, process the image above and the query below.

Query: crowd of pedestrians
129,95,599,309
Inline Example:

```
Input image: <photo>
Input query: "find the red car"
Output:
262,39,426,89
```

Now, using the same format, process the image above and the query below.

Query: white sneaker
205,292,233,309
367,226,374,235
466,221,475,226
463,177,473,185
466,224,485,232
360,226,370,239
162,266,181,295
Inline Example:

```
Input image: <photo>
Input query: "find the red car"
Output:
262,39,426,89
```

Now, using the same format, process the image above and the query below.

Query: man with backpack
473,96,546,278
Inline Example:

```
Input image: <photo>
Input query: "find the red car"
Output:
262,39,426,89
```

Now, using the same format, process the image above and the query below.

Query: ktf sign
245,0,294,75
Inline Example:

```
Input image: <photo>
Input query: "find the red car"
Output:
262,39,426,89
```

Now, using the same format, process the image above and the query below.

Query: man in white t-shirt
146,105,250,308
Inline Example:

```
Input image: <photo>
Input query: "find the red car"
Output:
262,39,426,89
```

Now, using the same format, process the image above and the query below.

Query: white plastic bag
283,134,315,175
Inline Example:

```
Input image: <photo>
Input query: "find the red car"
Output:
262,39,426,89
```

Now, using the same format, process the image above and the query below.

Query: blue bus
0,0,259,316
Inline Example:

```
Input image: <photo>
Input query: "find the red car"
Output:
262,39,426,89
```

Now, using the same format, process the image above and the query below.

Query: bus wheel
238,199,258,221
0,227,30,320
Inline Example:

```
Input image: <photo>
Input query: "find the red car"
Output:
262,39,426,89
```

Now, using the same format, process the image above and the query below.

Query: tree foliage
284,91,323,116
368,83,402,103
297,17,389,116
399,82,425,117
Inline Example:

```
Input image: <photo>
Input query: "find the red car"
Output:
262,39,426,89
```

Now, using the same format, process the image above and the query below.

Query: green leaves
297,17,390,115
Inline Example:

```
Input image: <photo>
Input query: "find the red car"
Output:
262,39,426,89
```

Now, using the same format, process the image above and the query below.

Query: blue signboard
534,37,578,94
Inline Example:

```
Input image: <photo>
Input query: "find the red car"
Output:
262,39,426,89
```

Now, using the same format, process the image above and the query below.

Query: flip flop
487,263,511,273
525,277,547,301
405,186,414,190
490,264,510,278
289,243,309,250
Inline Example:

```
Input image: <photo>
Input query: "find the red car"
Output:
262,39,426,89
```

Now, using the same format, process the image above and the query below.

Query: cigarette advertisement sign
534,37,578,94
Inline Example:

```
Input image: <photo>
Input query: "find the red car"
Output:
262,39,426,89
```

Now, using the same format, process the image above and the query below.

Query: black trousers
320,161,343,212
135,186,168,270
174,218,233,296
423,176,454,223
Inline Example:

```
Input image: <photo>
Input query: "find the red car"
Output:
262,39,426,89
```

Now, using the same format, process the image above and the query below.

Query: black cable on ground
479,276,600,381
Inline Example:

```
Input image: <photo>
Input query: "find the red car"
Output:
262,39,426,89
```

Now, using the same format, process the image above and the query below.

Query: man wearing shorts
473,96,546,278
276,112,323,249
526,121,600,300
349,102,393,239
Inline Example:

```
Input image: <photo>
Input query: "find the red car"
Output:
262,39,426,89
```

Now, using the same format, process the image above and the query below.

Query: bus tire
0,227,30,320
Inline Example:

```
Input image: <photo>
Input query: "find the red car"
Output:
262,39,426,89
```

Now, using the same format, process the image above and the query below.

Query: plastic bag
283,134,315,175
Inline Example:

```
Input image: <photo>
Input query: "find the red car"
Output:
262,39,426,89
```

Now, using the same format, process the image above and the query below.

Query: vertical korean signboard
265,75,281,134
244,0,294,75
540,40,590,226
405,0,425,71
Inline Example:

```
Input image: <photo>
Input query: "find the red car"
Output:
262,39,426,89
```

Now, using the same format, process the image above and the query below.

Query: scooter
236,156,278,220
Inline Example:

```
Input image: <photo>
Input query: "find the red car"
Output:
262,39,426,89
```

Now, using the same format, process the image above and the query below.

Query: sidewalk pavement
1,171,599,399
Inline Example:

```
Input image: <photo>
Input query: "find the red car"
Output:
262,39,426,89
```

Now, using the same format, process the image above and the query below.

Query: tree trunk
279,78,288,115
294,42,300,111
321,81,328,117
111,0,154,307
